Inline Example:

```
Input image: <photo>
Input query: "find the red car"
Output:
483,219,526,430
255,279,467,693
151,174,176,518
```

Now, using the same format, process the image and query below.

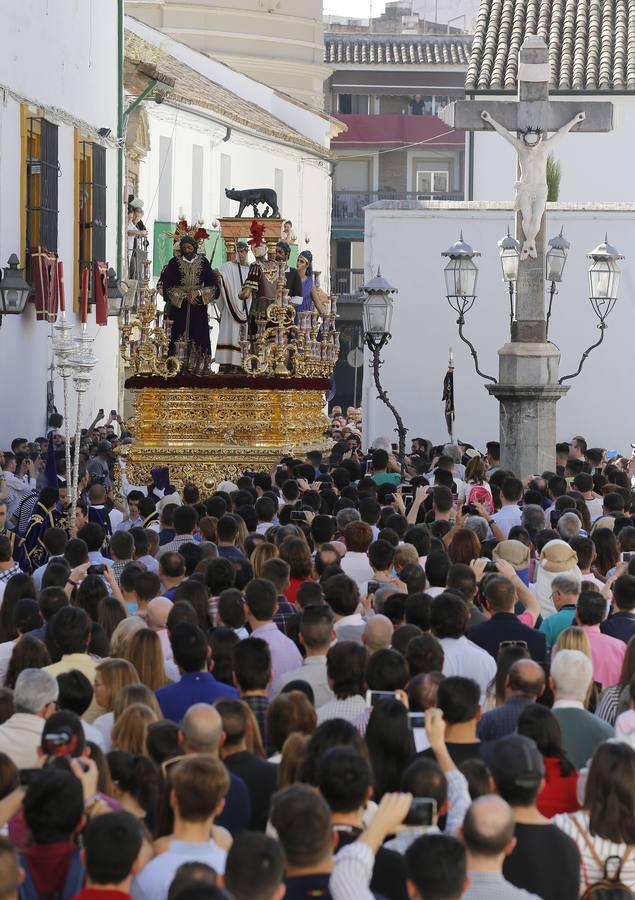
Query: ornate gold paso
117,385,331,492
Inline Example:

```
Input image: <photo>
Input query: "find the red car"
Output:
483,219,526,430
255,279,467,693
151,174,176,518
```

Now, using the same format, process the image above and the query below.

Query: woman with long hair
279,537,313,603
0,574,35,642
92,658,140,751
596,634,635,725
4,636,50,689
365,697,415,799
482,643,531,711
517,704,579,817
447,529,481,566
125,629,168,691
98,596,127,644
592,527,620,579
554,742,635,890
75,575,109,622
111,703,158,755
172,580,210,633
107,750,159,831
266,691,317,762
250,542,279,578
109,616,145,658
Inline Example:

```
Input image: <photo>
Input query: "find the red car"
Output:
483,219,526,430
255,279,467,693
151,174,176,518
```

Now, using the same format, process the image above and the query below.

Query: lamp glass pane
589,260,619,300
363,293,392,335
546,248,567,283
500,249,519,283
444,257,477,298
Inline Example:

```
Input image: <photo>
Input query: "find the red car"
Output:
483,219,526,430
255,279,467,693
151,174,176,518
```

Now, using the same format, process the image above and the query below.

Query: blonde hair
111,702,158,754
393,544,419,572
125,628,168,691
242,702,266,759
278,732,310,788
554,625,592,660
251,542,279,577
113,683,162,721
110,616,145,658
96,658,140,712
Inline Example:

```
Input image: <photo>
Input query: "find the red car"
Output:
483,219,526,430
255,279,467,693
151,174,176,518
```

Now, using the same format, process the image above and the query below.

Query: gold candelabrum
120,279,180,378
241,265,339,378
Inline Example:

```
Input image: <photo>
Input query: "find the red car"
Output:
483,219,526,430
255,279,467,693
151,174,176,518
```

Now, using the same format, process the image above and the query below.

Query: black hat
487,735,544,789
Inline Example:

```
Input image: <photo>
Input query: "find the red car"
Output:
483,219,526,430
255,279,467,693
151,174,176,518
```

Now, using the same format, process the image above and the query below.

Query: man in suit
274,241,303,305
551,649,614,770
468,573,547,663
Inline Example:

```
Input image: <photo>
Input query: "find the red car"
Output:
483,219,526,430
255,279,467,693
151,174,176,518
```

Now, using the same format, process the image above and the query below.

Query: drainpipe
116,0,124,280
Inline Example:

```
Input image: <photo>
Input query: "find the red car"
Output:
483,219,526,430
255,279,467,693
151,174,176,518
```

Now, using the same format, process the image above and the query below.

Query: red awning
332,114,464,150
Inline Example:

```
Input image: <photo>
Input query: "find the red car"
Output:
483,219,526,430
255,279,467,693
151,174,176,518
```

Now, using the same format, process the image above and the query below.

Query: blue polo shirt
156,671,238,723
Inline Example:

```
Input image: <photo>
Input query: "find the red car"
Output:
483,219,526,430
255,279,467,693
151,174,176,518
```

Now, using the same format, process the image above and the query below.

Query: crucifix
440,35,614,476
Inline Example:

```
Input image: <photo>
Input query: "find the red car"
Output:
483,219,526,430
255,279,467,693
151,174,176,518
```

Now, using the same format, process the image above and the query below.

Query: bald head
362,615,393,654
181,703,223,754
462,796,515,857
507,659,545,699
147,597,173,630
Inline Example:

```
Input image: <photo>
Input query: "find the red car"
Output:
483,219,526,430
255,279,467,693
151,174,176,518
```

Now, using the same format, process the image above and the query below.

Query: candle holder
120,276,179,377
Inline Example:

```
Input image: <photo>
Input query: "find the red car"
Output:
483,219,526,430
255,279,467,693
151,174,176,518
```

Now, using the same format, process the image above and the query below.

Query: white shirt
491,504,522,538
585,497,603,520
272,655,335,708
0,640,16,686
92,711,114,752
256,521,274,535
3,473,36,519
82,719,106,751
438,635,497,701
132,840,227,900
340,551,374,594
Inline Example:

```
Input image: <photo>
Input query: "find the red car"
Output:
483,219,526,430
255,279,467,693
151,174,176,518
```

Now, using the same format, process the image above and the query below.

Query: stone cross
442,34,613,342
440,35,614,477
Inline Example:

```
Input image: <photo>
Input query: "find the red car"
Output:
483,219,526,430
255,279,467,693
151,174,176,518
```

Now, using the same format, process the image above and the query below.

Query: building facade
324,29,471,407
125,0,331,110
0,0,120,443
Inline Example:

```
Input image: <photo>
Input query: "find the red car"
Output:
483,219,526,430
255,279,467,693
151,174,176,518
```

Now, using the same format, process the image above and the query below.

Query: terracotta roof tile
124,31,328,156
466,0,635,90
324,34,472,67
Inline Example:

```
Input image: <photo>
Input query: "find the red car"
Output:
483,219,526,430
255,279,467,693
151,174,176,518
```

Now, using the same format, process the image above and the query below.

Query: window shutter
40,119,59,253
92,144,107,263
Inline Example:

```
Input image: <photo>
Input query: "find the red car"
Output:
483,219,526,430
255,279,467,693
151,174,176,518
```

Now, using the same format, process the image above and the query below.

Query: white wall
364,201,635,453
139,103,332,284
471,96,635,203
0,0,119,445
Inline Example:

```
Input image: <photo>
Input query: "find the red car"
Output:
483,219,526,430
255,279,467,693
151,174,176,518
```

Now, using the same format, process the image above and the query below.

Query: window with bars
25,116,59,282
79,141,107,296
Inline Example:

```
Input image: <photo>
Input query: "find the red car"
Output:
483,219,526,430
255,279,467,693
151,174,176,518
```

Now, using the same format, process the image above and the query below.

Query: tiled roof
466,0,635,91
325,34,472,66
124,30,329,155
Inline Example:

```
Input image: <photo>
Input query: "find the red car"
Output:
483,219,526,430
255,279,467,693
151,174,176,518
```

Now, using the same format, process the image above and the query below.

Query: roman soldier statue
159,219,220,357
239,220,279,329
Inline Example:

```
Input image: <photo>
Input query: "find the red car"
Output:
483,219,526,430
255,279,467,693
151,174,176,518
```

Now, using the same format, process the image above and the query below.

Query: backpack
466,484,494,515
19,847,85,900
572,816,635,899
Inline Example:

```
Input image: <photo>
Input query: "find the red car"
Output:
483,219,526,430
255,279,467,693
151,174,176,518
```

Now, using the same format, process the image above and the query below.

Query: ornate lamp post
545,228,570,337
441,235,495,383
360,269,407,479
559,236,624,383
0,254,30,326
498,228,520,329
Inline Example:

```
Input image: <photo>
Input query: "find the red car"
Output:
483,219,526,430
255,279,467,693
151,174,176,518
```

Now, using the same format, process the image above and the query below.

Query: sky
323,0,387,18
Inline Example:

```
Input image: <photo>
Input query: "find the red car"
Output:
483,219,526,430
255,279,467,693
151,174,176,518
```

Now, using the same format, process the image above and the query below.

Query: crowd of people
0,411,635,899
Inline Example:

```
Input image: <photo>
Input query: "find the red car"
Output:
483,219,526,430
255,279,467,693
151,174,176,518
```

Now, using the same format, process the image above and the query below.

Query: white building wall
364,202,635,453
470,96,635,203
0,0,119,445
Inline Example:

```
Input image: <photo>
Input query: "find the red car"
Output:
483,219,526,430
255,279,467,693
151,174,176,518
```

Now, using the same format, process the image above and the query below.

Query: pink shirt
582,625,626,688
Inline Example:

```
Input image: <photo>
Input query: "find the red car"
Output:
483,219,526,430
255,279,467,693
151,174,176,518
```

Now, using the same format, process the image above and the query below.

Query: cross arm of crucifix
480,109,523,149
544,111,586,144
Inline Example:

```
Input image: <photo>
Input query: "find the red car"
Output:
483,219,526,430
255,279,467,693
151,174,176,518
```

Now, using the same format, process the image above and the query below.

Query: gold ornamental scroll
117,384,330,493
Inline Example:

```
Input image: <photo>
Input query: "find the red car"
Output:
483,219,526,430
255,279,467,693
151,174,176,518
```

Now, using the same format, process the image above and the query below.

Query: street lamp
360,268,407,479
498,227,520,328
559,236,624,383
441,234,496,383
0,254,30,325
545,228,570,336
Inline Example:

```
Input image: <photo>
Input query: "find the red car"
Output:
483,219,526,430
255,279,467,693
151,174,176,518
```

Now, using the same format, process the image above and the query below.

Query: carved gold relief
119,386,330,492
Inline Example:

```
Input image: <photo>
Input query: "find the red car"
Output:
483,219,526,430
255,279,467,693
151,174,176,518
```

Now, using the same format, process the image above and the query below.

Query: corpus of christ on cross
440,34,615,477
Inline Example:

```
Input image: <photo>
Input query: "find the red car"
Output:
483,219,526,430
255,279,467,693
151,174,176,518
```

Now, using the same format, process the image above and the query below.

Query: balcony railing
331,268,365,297
333,190,463,227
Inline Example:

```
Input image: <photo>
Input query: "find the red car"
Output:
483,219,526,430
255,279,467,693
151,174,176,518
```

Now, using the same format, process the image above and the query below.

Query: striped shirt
0,565,21,585
553,809,635,893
